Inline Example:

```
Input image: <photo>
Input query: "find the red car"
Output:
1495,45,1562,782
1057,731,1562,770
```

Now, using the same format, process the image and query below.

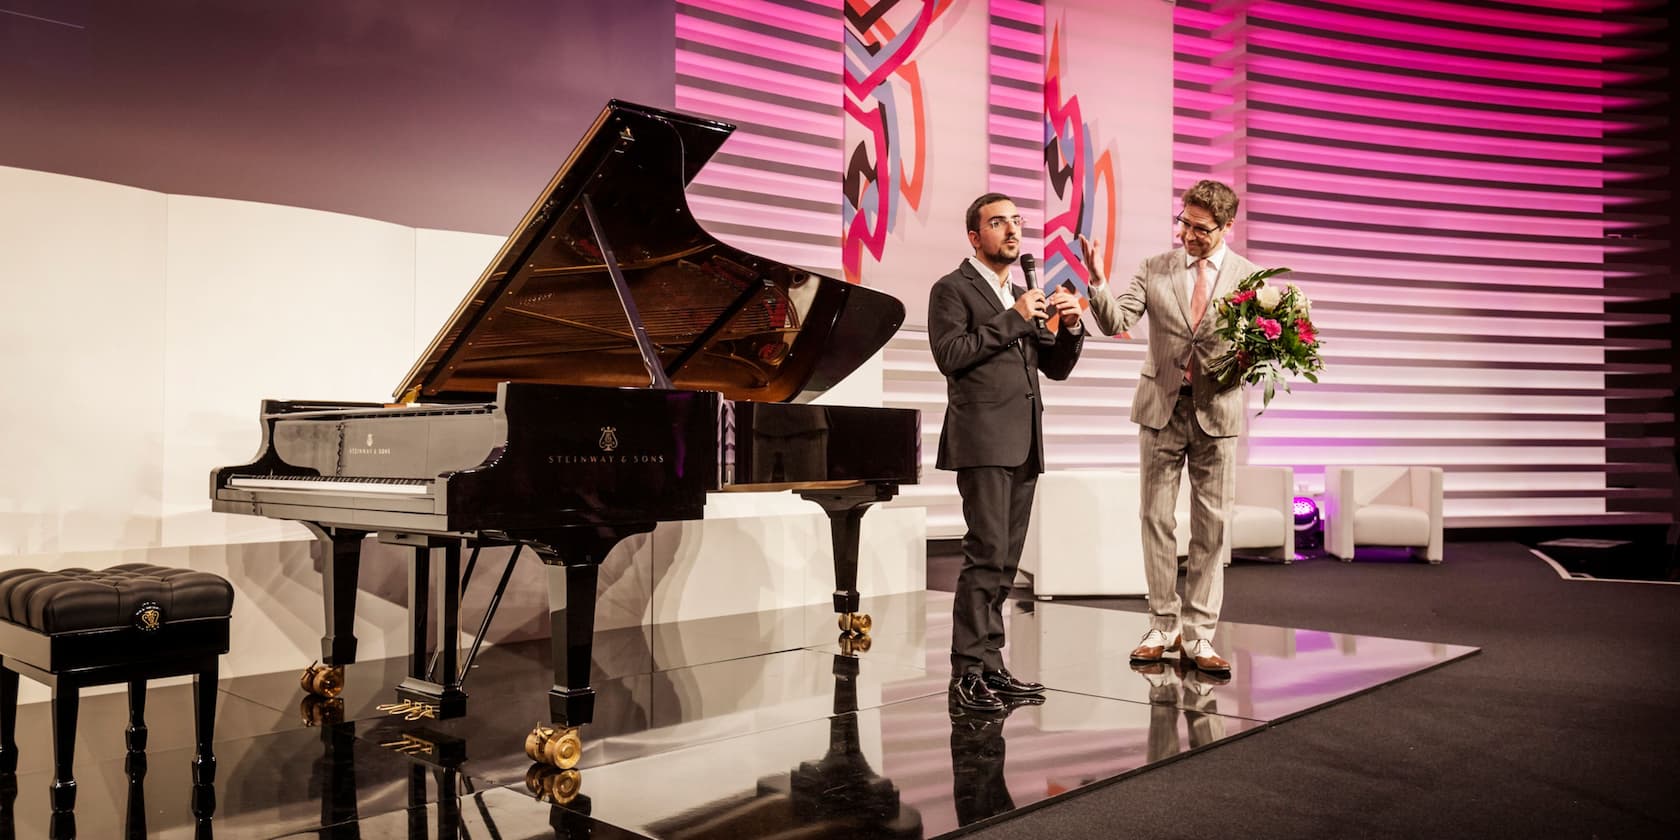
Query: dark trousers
951,714,1013,825
951,460,1038,676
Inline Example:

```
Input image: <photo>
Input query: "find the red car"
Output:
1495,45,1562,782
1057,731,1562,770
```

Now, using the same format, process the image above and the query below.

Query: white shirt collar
967,255,1015,308
968,255,1012,288
1188,243,1228,272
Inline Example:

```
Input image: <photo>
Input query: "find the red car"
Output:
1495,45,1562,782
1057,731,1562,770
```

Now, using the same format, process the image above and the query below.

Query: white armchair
1323,466,1444,564
1231,465,1295,563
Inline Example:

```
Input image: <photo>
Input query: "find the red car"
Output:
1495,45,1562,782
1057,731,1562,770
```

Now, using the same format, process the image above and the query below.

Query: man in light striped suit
1081,179,1256,675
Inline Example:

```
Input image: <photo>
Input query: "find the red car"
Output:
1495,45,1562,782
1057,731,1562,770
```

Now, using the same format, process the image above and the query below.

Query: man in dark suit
930,192,1084,712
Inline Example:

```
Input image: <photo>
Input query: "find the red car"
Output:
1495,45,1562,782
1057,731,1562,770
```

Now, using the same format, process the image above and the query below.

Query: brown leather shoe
1129,628,1180,662
1179,638,1232,673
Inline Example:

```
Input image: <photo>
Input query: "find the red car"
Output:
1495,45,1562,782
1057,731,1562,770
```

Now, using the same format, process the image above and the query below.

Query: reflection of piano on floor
640,653,922,839
211,100,920,768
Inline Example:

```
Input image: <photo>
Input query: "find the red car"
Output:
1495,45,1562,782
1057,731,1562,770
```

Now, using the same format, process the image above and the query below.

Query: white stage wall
0,165,925,703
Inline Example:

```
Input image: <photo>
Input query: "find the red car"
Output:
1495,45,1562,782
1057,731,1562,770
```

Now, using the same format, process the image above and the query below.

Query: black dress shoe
949,673,1006,712
981,667,1045,698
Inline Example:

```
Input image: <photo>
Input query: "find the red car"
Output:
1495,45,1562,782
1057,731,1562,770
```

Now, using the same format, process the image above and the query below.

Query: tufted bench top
0,563,234,635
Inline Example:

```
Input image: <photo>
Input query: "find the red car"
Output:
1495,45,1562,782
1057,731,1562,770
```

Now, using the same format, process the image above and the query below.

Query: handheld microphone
1020,253,1053,344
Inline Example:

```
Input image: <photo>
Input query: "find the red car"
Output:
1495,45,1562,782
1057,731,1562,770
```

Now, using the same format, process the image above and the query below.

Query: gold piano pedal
837,611,872,637
376,700,439,721
525,764,583,805
298,695,345,727
525,724,582,770
300,661,345,699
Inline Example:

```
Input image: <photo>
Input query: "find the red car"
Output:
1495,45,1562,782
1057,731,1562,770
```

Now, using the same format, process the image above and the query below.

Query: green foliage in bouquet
1205,267,1324,413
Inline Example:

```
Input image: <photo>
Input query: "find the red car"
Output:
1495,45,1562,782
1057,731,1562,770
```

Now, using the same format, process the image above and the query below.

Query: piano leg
525,524,653,771
301,525,366,701
798,484,898,646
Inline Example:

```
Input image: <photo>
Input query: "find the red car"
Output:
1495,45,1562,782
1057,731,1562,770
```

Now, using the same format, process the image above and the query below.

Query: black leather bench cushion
0,563,234,634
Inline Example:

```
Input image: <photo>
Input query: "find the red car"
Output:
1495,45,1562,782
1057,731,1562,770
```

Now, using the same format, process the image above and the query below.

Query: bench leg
192,664,217,785
126,679,148,752
0,663,17,774
50,685,77,811
125,750,148,838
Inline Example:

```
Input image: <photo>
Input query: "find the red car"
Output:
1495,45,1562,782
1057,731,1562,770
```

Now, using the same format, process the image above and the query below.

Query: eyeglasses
985,215,1026,231
1174,213,1220,238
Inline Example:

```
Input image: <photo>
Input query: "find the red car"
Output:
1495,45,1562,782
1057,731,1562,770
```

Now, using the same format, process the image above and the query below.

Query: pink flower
1255,316,1282,340
1296,318,1317,345
1229,289,1257,304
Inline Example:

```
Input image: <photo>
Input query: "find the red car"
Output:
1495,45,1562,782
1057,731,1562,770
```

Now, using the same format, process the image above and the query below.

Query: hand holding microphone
1020,253,1056,345
1010,286,1049,325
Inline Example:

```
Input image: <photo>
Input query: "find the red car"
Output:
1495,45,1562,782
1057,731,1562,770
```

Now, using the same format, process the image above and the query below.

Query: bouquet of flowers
1204,267,1323,412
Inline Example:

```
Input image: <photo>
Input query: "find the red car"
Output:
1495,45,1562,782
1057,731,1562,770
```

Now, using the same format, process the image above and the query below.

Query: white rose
1256,284,1283,312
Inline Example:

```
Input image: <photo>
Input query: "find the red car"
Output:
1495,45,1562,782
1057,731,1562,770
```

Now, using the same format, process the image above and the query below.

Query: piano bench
0,563,233,816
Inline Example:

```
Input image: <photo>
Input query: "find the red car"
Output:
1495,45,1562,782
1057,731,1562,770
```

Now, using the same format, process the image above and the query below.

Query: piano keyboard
227,476,432,495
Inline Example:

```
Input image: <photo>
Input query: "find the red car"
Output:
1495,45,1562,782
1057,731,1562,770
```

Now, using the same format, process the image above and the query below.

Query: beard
983,238,1021,265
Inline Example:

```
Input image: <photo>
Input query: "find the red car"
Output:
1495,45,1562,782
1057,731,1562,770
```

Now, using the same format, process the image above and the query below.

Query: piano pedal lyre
376,700,438,721
525,764,583,805
300,661,345,699
525,723,582,770
837,612,872,637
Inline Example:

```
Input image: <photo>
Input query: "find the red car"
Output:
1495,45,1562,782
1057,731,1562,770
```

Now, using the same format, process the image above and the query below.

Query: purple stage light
1293,496,1319,528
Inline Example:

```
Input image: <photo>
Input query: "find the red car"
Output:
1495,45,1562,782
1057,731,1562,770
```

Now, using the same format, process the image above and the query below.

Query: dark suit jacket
929,259,1083,470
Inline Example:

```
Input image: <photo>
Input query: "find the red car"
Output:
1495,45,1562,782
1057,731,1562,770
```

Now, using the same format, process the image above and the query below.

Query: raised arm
1081,234,1147,337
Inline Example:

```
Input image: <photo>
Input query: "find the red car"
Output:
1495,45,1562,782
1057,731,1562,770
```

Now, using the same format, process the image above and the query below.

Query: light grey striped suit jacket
1086,247,1259,438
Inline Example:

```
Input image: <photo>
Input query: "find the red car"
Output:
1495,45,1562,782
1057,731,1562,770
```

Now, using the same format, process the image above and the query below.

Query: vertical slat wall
1173,0,1672,528
675,0,845,276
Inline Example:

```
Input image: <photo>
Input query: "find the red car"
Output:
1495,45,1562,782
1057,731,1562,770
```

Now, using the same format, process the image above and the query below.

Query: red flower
1296,318,1317,345
1229,289,1257,304
1255,316,1282,341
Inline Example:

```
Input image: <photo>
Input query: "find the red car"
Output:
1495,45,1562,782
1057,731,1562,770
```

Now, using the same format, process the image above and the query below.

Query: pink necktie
1185,259,1211,383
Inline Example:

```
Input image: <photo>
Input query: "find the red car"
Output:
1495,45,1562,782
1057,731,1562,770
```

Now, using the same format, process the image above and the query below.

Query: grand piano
211,100,920,769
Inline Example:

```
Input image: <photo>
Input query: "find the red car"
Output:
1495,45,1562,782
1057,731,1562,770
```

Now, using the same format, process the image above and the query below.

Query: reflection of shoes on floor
1130,628,1182,662
949,672,1007,712
1130,660,1179,703
1181,666,1229,695
981,666,1045,698
948,703,1011,732
1002,692,1046,708
1178,638,1232,673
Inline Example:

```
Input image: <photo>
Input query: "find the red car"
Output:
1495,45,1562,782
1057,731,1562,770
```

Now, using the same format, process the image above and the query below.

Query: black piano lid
394,100,906,405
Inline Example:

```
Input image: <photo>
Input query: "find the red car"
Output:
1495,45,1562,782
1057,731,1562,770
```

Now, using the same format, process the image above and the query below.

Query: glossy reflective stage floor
1,591,1476,839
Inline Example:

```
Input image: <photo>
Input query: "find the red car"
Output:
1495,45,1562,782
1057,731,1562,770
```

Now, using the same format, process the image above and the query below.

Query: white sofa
1323,466,1444,564
1229,465,1295,563
1017,469,1151,597
1017,465,1296,597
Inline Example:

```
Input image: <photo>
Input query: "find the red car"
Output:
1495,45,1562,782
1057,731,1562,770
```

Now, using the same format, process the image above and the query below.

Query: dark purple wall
1,0,675,233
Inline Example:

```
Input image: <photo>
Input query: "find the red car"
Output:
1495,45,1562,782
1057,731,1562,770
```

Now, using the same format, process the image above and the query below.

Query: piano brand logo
547,427,666,465
348,432,392,457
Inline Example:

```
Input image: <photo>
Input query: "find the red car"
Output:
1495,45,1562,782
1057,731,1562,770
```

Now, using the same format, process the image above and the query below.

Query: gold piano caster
525,724,582,770
300,661,345,699
837,612,872,637
298,695,345,727
838,633,873,656
525,763,583,805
